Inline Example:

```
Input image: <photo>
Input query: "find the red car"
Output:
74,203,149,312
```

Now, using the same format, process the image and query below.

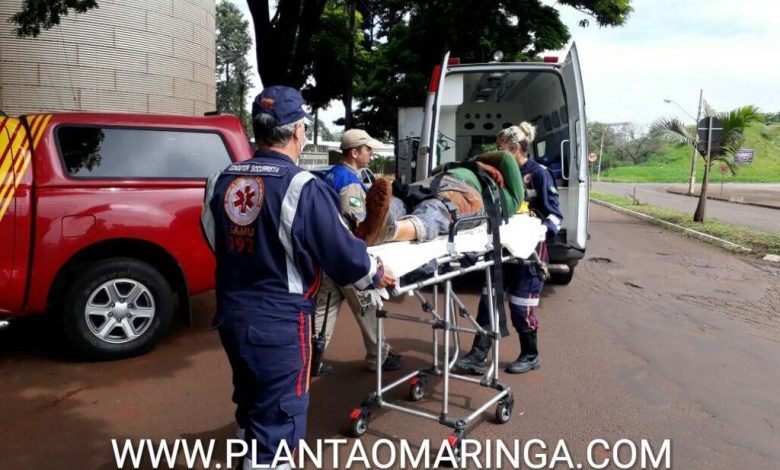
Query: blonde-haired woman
456,122,563,375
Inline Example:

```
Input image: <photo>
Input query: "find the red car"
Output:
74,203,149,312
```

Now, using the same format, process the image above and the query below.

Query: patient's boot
505,331,540,374
455,334,492,375
356,178,397,246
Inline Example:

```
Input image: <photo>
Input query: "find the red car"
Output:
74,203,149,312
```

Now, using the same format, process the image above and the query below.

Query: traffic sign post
587,152,597,190
694,116,724,222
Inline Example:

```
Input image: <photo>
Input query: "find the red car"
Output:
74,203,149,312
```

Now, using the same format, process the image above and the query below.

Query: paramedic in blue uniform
456,122,563,375
201,86,395,469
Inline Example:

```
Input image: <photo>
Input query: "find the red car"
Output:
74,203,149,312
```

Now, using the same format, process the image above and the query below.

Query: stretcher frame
348,216,545,454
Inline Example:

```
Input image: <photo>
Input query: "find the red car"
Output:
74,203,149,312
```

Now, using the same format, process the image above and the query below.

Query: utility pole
313,109,319,146
687,89,703,195
597,128,605,182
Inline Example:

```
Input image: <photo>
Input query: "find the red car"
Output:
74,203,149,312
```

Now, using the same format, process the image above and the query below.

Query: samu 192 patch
348,196,363,208
224,177,264,226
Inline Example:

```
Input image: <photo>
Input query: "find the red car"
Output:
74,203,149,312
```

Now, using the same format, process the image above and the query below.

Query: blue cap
251,86,314,126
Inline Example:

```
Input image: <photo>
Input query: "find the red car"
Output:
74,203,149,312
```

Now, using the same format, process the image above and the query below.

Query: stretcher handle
447,214,490,243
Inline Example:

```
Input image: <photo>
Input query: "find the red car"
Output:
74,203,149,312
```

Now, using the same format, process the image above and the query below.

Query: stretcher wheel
443,433,463,467
495,400,513,424
408,382,425,402
349,409,369,437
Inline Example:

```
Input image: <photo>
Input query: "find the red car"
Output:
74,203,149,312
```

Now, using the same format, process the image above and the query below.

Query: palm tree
650,105,762,222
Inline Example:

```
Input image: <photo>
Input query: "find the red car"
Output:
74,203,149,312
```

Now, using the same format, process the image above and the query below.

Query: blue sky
234,0,779,130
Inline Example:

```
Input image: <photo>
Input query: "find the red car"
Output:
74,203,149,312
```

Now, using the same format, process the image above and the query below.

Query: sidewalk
664,183,780,210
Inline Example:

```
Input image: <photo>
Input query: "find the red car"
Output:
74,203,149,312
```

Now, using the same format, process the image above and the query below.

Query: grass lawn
590,191,780,256
601,124,780,183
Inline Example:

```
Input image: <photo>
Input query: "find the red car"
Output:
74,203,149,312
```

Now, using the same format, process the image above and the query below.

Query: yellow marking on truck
0,122,28,199
26,115,43,146
0,120,25,201
32,115,52,149
0,115,35,223
27,114,43,135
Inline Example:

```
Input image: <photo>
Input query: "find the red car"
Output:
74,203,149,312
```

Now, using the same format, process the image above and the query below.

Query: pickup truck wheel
62,258,175,360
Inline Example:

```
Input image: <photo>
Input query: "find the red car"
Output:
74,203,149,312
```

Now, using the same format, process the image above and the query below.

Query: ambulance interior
436,70,570,183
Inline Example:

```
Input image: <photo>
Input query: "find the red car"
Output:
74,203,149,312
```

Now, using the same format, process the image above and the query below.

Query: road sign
697,116,723,142
720,164,729,175
588,151,598,163
697,116,723,155
734,148,754,164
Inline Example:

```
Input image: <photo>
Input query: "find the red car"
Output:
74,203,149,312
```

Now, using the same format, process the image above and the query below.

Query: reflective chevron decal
0,114,51,222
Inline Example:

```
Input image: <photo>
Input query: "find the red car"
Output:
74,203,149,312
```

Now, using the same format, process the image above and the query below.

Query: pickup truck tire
61,257,175,360
548,266,575,286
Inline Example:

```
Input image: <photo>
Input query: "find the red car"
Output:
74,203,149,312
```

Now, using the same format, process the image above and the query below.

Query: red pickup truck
0,111,252,359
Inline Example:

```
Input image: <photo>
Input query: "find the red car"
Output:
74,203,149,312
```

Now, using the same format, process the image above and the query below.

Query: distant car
310,165,377,189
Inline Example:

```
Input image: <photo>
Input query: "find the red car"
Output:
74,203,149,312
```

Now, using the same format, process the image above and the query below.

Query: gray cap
341,129,383,150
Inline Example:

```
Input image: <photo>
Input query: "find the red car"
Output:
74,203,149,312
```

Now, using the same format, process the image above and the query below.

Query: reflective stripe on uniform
200,172,220,252
546,213,562,229
279,172,315,294
353,255,378,290
509,294,539,307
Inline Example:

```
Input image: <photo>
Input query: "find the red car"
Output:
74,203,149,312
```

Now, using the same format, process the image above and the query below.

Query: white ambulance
397,45,589,284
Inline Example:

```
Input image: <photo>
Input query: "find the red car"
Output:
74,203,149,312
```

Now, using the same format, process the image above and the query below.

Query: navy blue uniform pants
477,243,547,335
216,308,311,465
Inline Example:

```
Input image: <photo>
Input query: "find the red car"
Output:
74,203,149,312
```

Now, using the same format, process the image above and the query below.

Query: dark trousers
216,308,311,465
476,243,547,334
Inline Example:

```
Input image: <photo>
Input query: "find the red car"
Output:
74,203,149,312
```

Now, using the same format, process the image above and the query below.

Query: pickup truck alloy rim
84,279,156,344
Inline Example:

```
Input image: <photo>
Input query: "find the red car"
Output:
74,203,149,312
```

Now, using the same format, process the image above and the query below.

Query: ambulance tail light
428,65,442,92
543,56,559,63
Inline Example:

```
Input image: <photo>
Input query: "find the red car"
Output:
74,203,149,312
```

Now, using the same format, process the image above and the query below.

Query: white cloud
550,0,780,124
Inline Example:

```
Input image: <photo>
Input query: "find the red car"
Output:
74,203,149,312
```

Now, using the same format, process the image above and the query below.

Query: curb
665,189,780,211
591,198,753,253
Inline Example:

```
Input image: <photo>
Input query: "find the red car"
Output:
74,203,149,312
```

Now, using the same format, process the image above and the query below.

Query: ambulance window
535,141,547,157
57,126,232,179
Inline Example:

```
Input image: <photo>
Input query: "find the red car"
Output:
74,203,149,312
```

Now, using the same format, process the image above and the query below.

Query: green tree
10,0,97,37
316,118,338,141
303,0,368,130
12,0,633,136
352,0,633,137
651,105,763,222
216,1,253,132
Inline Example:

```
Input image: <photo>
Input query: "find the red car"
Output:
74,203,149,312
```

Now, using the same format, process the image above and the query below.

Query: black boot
455,334,492,375
505,331,540,374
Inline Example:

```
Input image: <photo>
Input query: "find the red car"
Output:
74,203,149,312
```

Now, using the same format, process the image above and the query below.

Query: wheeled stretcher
347,212,547,453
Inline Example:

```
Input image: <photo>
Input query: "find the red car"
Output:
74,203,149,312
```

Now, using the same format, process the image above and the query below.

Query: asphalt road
592,182,780,233
1,204,779,469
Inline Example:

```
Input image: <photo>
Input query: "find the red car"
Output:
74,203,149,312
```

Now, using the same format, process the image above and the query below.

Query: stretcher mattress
367,213,546,279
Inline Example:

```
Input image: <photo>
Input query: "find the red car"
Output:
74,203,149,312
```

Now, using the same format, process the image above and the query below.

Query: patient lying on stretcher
355,151,526,246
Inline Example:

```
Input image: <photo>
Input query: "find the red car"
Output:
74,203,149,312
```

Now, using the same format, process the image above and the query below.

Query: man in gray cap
311,129,404,375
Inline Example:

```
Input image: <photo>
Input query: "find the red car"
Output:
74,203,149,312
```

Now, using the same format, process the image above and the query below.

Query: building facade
0,0,216,116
